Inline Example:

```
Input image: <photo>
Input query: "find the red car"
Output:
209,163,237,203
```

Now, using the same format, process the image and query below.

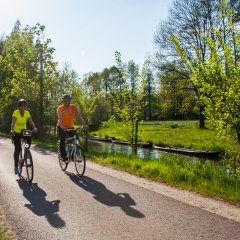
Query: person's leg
12,134,21,173
58,126,67,160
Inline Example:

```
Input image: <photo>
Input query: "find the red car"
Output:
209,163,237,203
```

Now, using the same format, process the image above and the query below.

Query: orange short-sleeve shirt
57,104,78,128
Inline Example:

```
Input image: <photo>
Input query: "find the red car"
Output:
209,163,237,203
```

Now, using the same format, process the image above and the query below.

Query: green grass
90,120,233,152
0,211,15,240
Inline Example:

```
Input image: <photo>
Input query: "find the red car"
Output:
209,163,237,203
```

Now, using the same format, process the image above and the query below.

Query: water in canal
85,139,216,162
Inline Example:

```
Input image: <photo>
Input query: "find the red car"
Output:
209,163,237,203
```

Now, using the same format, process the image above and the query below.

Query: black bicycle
18,129,34,183
58,128,86,177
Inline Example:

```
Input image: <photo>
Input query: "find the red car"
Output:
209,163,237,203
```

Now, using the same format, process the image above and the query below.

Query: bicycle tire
74,146,86,177
18,151,24,175
57,140,68,171
24,149,34,183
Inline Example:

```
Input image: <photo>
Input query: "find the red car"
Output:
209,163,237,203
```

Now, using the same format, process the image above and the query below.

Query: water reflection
86,139,209,162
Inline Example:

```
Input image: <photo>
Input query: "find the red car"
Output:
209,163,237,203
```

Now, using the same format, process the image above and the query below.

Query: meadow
90,120,233,152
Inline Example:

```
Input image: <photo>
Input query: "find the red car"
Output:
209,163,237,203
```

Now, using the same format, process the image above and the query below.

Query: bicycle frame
65,133,79,160
19,134,30,162
18,129,34,183
58,128,86,177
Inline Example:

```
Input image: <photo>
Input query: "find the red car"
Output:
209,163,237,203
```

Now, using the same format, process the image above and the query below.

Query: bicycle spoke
58,140,68,171
75,147,86,177
18,152,23,175
25,150,34,182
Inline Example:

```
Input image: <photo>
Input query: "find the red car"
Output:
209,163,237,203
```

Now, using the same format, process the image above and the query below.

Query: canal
85,139,218,162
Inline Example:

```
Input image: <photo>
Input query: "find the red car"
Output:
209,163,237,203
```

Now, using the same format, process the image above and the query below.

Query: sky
0,0,173,77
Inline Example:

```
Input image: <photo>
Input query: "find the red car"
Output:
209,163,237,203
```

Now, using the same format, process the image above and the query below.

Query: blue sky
0,0,172,77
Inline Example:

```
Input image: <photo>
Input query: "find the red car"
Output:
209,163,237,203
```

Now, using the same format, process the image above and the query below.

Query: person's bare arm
28,118,38,133
10,116,16,135
57,110,66,131
75,110,88,130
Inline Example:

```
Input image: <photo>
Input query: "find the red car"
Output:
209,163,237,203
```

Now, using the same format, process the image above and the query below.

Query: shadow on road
16,179,65,228
32,145,56,156
65,172,145,218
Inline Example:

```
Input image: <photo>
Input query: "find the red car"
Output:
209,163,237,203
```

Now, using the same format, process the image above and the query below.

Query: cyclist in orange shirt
57,94,88,162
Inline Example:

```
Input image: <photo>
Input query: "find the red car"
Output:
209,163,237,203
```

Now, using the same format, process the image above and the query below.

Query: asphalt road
0,136,240,240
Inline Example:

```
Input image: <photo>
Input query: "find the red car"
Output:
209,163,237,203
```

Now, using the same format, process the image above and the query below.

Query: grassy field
90,120,235,152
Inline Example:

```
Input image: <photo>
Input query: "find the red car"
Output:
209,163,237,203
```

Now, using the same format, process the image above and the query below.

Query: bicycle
18,129,34,183
58,128,86,177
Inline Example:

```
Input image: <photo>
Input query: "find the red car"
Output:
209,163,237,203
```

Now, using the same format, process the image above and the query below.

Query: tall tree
170,0,240,142
157,61,197,120
154,0,223,128
111,51,145,153
141,59,156,120
0,21,57,132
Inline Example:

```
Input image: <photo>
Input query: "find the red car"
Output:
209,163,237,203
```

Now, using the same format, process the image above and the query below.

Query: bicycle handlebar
66,127,88,131
11,129,36,137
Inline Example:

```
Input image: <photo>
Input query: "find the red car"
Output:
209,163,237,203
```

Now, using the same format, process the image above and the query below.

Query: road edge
86,160,240,224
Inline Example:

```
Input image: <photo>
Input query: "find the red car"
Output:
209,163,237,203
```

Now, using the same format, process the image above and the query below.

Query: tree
141,59,157,120
100,66,122,119
0,21,57,133
110,51,145,153
154,0,234,127
157,61,197,120
170,0,240,142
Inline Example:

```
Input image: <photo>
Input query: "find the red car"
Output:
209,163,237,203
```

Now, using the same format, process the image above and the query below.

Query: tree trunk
236,127,240,143
199,104,205,129
133,120,138,154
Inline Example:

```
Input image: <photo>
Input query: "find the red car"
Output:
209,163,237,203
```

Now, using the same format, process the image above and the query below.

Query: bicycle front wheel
74,146,86,177
18,151,24,175
24,150,34,183
57,140,68,171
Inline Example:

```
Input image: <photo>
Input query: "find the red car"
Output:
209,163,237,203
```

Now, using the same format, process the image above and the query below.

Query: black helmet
62,94,71,100
18,98,28,107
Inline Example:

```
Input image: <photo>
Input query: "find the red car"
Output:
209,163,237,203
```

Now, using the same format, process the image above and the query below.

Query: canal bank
86,135,220,161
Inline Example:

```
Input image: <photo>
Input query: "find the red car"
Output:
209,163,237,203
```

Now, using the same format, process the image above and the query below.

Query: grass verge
0,208,15,240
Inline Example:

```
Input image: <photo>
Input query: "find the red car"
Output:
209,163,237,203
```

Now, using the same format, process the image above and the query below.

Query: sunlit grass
90,120,232,152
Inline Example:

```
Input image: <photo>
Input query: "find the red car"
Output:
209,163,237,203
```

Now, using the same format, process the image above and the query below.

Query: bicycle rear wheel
74,146,86,177
23,150,34,183
58,140,68,171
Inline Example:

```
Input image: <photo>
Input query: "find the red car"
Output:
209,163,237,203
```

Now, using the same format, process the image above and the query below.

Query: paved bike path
0,137,240,240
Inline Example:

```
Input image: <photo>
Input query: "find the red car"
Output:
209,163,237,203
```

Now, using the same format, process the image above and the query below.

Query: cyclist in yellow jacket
10,99,38,174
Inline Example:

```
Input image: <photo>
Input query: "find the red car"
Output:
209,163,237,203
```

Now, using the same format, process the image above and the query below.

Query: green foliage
224,144,240,174
157,61,197,120
110,51,146,151
90,120,230,152
170,1,240,143
0,21,58,131
72,81,98,125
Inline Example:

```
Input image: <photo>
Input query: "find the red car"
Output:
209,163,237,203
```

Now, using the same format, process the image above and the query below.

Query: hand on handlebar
11,130,16,137
61,126,67,132
32,128,38,133
81,124,89,131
